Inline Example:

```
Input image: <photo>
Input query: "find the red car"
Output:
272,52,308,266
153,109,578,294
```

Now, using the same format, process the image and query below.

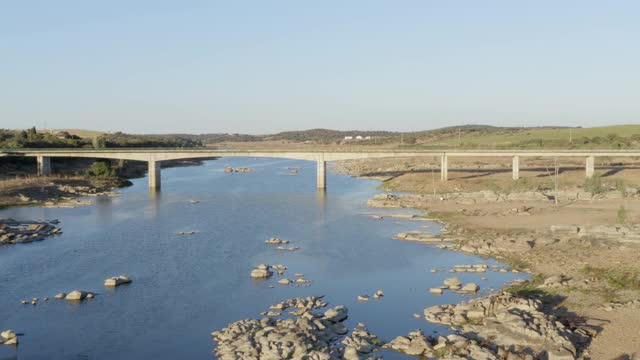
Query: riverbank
338,157,640,359
0,158,207,209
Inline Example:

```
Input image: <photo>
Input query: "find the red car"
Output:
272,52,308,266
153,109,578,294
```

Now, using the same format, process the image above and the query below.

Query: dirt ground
340,156,640,359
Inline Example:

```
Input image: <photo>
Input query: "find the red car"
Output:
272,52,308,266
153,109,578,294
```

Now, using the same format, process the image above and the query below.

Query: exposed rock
460,283,480,293
385,329,432,356
272,264,288,271
341,326,382,354
1,330,16,341
104,275,132,287
212,297,381,359
250,264,273,278
0,219,62,246
429,288,444,295
65,290,89,301
54,292,66,299
423,292,579,359
224,167,253,173
278,278,291,285
0,330,18,345
265,237,290,245
324,305,348,322
444,277,462,290
357,295,369,302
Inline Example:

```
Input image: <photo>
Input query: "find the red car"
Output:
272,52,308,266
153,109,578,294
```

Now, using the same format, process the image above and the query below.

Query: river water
0,158,524,359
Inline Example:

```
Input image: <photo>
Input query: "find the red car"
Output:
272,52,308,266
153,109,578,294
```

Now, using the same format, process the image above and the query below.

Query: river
0,158,524,359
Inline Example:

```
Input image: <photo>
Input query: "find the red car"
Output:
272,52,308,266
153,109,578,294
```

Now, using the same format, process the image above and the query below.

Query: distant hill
16,124,640,149
40,129,109,138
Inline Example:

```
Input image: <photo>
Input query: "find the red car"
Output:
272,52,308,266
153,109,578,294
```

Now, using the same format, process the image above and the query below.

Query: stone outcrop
393,231,445,243
65,290,93,301
265,237,290,245
212,296,383,359
0,219,62,245
104,275,132,287
224,167,253,173
550,224,640,243
423,292,579,359
250,264,273,278
0,330,18,345
385,329,499,359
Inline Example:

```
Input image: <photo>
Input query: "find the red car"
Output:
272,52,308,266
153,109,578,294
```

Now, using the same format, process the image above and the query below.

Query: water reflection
95,195,114,226
145,190,162,220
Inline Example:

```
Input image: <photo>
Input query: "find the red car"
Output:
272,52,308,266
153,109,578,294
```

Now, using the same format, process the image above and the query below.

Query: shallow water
0,158,526,359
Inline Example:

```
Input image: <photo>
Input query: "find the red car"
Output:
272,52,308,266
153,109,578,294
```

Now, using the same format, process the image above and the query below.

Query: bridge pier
37,156,51,176
512,156,520,180
317,158,326,190
440,155,448,181
148,160,161,191
586,156,595,178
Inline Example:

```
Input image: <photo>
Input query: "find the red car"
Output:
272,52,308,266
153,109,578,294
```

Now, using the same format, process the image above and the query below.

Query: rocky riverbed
212,292,593,359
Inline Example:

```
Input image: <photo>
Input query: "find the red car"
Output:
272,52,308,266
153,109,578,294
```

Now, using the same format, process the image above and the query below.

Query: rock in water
250,264,273,278
324,305,348,322
461,283,480,293
54,292,66,299
444,277,462,289
65,290,86,301
212,297,372,360
1,330,16,341
104,275,133,287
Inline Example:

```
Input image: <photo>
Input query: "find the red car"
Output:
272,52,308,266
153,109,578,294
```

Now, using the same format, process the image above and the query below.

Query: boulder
461,283,480,293
429,288,444,295
0,330,16,340
324,305,348,322
250,265,273,278
444,277,462,289
104,275,132,287
54,292,66,299
65,290,87,301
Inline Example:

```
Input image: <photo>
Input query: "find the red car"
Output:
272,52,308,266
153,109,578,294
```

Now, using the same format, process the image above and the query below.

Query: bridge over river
2,149,639,191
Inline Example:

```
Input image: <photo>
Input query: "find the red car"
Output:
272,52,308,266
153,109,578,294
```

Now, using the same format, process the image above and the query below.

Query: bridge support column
37,156,51,176
586,156,595,178
317,158,326,190
440,155,448,181
148,160,161,191
512,156,520,180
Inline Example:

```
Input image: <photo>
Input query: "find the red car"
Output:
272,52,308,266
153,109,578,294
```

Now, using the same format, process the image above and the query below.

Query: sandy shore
338,157,640,359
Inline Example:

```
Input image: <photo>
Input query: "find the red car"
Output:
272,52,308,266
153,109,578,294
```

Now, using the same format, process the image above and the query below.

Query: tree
92,136,106,149
88,160,114,178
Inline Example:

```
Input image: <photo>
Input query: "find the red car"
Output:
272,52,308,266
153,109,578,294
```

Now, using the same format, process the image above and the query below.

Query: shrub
583,174,605,194
617,205,630,225
87,160,114,178
615,179,627,195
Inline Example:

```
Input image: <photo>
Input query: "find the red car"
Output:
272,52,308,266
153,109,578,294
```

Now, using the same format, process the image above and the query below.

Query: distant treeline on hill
0,128,203,149
2,125,639,149
180,129,398,144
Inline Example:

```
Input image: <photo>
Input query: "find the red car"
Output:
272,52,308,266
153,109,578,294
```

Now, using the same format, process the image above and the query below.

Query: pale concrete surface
4,149,640,190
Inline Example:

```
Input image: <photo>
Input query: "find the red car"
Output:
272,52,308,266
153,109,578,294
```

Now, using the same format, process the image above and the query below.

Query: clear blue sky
1,1,638,134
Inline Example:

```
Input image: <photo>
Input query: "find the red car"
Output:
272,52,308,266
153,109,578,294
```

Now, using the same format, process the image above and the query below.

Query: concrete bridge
2,149,640,191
